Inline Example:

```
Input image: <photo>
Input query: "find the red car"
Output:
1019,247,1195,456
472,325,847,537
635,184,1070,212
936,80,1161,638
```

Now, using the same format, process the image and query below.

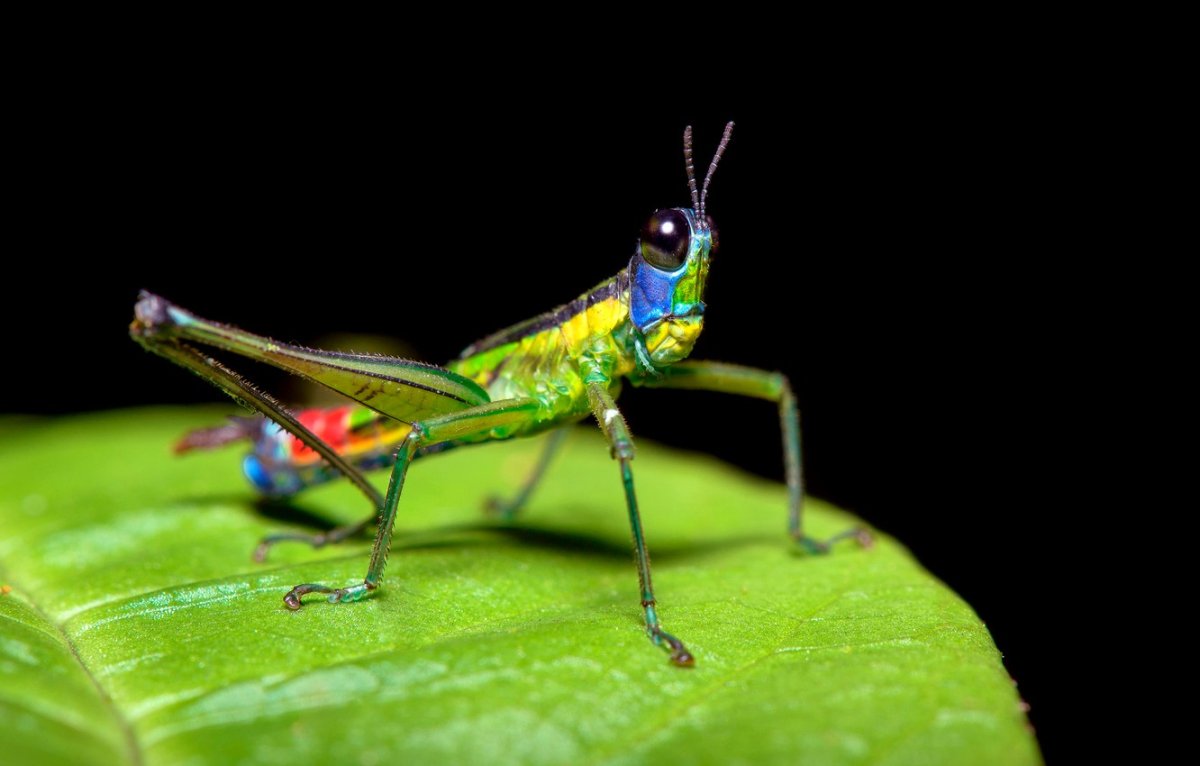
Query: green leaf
0,408,1039,765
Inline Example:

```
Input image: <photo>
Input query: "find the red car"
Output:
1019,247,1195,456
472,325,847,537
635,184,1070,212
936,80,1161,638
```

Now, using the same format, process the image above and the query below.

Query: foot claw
794,526,873,555
283,583,338,610
652,627,695,668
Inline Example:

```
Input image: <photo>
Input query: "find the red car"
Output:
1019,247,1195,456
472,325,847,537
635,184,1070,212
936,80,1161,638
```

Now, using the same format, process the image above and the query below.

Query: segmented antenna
684,125,699,213
699,121,735,219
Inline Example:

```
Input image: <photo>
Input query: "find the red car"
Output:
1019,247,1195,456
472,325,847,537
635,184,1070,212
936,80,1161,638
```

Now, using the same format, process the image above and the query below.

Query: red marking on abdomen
290,405,354,461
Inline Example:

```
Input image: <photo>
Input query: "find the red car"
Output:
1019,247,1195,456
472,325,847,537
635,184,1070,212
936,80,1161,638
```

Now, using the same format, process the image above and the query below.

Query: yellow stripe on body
451,294,636,416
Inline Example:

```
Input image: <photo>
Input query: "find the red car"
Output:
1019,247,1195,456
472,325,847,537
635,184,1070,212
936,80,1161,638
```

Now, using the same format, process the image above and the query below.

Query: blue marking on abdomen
243,454,304,497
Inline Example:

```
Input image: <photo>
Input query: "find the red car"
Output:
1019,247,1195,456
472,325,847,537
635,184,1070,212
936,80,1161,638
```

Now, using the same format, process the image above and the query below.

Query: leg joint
773,371,793,399
394,425,427,458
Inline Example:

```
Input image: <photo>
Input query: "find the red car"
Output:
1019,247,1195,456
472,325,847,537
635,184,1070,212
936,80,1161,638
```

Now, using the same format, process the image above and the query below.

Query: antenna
699,121,735,219
684,125,699,213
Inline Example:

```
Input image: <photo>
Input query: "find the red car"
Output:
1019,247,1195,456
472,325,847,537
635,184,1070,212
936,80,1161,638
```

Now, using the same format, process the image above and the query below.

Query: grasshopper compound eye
640,209,690,270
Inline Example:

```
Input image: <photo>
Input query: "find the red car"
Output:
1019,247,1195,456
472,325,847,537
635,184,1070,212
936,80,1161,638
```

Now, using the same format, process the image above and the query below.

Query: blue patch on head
630,260,685,330
630,208,710,331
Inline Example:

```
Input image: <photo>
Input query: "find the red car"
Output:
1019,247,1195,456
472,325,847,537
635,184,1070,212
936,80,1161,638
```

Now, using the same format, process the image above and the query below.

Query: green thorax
448,209,714,432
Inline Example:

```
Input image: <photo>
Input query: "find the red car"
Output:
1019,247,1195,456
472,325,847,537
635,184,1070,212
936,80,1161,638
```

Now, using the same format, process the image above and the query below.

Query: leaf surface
0,409,1039,765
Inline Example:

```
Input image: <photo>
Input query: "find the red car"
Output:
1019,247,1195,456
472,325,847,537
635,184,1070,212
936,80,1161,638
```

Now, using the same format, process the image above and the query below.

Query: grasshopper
131,123,871,666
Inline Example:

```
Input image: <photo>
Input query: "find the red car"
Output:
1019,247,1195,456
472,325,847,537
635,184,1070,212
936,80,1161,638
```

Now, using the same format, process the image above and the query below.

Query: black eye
640,209,690,269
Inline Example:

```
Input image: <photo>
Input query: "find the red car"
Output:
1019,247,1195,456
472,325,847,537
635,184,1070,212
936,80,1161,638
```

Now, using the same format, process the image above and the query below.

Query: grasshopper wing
133,291,490,423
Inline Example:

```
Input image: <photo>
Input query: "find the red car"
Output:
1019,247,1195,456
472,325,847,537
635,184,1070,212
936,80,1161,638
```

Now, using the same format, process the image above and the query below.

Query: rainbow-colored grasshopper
130,123,871,666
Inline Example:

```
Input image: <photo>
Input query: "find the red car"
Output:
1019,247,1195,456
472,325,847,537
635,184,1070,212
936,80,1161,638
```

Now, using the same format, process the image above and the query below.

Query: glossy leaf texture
0,409,1040,765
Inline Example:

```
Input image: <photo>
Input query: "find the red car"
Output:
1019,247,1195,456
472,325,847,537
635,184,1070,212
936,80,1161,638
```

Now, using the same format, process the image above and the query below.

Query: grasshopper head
629,207,713,367
630,122,732,370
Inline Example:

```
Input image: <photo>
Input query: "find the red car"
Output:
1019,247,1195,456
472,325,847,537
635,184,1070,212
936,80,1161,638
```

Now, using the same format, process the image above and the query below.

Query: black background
4,62,1085,761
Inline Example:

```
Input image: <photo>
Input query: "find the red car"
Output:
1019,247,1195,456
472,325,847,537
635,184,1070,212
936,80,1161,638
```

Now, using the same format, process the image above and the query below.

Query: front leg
587,383,694,667
633,361,872,553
